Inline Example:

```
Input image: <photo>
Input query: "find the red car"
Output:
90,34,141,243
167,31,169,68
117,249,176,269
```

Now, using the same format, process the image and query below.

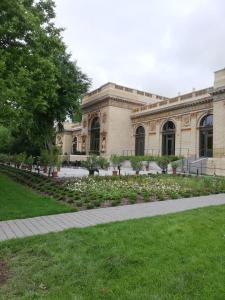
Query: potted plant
171,161,179,175
130,157,143,175
40,150,50,173
111,154,123,176
16,152,26,169
82,155,103,176
157,156,169,174
56,160,61,172
50,146,61,177
98,156,110,170
25,156,33,171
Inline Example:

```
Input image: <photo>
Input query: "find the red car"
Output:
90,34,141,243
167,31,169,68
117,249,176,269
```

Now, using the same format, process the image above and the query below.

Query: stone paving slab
1,194,225,241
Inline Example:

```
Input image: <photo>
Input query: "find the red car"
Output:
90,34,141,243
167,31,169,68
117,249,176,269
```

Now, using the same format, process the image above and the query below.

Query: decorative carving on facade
148,121,156,132
82,119,87,128
102,112,107,123
56,135,63,146
182,115,191,127
82,97,141,114
132,101,213,124
88,111,99,121
81,135,86,152
100,131,107,153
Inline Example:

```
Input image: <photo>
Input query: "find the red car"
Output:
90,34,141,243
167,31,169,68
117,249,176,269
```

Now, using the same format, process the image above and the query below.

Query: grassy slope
0,175,73,221
0,205,225,299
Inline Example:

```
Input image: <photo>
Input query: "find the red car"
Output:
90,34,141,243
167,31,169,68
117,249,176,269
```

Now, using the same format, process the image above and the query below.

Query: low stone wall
59,155,88,162
69,155,88,162
206,158,225,176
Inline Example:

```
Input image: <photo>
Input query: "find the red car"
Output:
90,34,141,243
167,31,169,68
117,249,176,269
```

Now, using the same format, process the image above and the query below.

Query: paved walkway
1,194,225,241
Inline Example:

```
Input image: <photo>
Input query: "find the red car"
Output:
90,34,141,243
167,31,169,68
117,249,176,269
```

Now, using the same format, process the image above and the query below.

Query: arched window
199,114,213,157
72,137,77,154
90,117,100,154
162,121,175,156
135,126,145,156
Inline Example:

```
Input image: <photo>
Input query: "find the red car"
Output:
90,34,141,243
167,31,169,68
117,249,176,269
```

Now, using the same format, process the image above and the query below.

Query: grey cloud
54,0,225,97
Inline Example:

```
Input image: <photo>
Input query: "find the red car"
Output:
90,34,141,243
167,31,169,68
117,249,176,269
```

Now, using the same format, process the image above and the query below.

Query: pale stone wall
214,68,225,89
206,158,225,176
212,68,225,158
56,122,82,155
56,67,225,176
131,103,213,158
62,132,73,155
106,106,133,157
213,100,225,156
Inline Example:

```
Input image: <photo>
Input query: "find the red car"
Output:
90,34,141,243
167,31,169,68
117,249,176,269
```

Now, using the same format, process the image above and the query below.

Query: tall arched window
199,114,213,157
135,126,145,156
72,137,77,154
162,121,175,156
90,117,100,154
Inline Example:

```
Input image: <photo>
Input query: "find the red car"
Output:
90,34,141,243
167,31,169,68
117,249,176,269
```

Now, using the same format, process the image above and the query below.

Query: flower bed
1,164,225,211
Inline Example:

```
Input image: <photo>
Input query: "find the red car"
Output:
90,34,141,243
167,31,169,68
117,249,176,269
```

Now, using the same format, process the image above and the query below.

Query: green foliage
98,156,110,169
2,164,225,213
156,156,170,171
25,156,33,165
111,154,124,169
13,152,26,165
0,153,9,163
40,150,50,166
171,161,180,169
82,155,109,175
0,126,13,153
40,145,61,166
130,157,143,172
0,0,90,154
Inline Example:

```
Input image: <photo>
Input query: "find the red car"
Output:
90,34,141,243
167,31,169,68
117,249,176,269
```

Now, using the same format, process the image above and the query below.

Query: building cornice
81,96,144,111
81,95,145,108
131,96,213,119
211,85,225,96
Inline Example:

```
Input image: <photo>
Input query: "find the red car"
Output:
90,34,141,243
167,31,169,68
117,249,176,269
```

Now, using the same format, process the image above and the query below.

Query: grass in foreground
0,205,225,299
0,175,74,221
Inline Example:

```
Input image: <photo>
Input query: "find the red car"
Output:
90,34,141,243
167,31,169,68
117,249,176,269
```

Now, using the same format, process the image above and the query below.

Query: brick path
1,194,225,241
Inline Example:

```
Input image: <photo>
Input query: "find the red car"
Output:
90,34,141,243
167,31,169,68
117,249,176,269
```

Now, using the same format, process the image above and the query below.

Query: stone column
175,116,182,156
190,112,197,158
212,68,225,158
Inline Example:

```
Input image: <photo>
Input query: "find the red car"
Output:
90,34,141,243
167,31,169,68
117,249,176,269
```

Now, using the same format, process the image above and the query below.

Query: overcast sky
54,0,225,97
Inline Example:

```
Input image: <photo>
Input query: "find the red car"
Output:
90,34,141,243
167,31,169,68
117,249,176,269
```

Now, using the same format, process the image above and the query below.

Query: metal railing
122,148,190,157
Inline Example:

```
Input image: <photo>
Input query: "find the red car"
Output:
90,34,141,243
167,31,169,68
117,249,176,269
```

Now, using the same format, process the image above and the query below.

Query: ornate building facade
57,68,225,174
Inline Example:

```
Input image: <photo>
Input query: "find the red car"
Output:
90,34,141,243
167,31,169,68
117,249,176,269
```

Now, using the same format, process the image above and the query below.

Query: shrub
130,157,143,174
0,153,9,163
82,155,109,175
157,157,170,173
111,154,124,170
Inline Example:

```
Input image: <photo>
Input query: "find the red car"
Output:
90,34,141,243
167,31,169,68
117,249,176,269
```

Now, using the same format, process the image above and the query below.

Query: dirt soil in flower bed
1,164,225,212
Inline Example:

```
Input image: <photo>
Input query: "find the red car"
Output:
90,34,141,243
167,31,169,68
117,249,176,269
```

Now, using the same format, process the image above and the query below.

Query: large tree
0,0,90,154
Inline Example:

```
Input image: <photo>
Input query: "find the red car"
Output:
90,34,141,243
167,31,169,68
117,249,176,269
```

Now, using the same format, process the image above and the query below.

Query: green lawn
0,175,74,221
0,205,225,299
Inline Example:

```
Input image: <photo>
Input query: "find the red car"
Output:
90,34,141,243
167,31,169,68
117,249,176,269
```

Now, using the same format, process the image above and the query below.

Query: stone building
56,67,225,174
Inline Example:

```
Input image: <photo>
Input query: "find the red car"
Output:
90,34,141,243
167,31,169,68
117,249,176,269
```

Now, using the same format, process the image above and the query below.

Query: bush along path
1,164,225,212
1,194,225,241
